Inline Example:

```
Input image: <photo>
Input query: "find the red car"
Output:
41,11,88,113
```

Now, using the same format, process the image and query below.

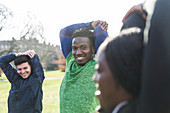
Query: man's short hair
72,28,95,47
14,55,31,66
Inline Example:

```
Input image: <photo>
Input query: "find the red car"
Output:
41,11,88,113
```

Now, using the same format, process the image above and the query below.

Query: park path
0,77,63,82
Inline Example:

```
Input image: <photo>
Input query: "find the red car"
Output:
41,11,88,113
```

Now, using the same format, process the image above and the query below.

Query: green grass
44,70,65,78
0,70,64,113
0,81,10,113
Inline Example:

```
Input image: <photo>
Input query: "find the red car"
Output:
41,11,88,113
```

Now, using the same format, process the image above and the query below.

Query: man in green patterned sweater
59,20,108,113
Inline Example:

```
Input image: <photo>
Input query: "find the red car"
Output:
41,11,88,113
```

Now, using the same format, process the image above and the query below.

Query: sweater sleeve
0,53,18,83
94,25,108,53
30,54,45,82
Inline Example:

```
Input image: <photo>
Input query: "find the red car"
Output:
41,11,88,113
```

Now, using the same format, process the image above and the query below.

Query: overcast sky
0,0,145,46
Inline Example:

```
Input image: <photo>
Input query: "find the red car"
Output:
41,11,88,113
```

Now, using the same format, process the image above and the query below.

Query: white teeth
95,90,101,96
77,57,84,60
22,74,27,76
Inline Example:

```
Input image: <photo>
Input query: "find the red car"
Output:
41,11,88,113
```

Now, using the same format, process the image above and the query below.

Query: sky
0,0,145,46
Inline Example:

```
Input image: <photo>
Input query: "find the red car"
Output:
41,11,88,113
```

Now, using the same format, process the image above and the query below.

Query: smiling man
71,28,95,66
59,20,108,113
0,50,45,113
14,55,32,79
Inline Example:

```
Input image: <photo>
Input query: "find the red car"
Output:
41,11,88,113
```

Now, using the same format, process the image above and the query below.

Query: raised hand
122,4,147,22
92,20,108,31
15,50,36,58
23,50,36,58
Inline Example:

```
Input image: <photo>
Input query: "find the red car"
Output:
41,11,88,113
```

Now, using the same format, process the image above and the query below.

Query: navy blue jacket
0,53,45,113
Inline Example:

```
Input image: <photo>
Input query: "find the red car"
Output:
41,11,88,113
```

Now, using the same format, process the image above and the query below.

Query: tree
0,4,13,32
0,4,14,56
20,12,45,43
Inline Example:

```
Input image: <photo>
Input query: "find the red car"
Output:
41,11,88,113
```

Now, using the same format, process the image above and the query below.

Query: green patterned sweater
60,52,98,113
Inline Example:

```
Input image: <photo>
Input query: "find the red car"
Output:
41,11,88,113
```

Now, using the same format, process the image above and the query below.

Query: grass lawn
0,70,64,113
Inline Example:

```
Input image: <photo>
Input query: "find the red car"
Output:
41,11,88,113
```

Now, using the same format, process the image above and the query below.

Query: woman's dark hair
72,28,95,47
105,27,143,97
14,55,31,66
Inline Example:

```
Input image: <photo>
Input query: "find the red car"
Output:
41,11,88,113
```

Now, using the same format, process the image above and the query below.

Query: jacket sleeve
30,54,45,82
31,81,43,113
0,53,18,83
33,94,42,113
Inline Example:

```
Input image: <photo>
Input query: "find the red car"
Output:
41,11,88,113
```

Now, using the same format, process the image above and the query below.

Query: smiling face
16,62,31,79
72,37,95,66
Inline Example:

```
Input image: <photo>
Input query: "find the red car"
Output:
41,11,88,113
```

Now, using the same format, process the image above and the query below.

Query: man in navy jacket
0,50,45,113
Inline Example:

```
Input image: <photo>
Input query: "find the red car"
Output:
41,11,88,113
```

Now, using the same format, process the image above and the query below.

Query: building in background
0,37,66,73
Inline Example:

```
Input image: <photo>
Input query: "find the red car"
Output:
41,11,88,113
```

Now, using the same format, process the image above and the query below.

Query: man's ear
92,46,95,54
